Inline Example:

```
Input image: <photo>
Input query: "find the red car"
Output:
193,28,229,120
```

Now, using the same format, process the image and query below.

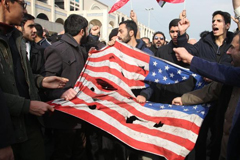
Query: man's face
212,14,229,37
169,26,179,44
227,35,240,67
22,20,36,41
5,0,27,25
153,33,165,48
117,24,131,44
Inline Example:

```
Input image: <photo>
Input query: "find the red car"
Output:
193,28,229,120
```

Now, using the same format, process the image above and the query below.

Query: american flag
50,40,209,160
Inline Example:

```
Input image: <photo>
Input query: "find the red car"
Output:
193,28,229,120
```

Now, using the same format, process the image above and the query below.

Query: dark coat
153,40,195,103
189,56,240,160
178,32,234,66
42,33,88,129
29,41,45,74
0,24,40,143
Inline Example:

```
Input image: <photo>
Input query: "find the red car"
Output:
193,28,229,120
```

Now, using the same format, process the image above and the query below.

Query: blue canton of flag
145,56,205,90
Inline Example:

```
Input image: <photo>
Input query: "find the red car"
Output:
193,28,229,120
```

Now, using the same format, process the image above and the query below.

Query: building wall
26,0,155,41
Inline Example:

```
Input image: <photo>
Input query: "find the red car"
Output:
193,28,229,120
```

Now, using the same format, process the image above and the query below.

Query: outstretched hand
42,76,69,89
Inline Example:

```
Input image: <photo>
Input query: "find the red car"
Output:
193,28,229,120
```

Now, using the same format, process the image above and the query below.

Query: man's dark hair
35,23,43,38
21,13,35,27
169,18,180,30
152,31,166,41
212,11,231,25
64,14,88,36
119,20,138,38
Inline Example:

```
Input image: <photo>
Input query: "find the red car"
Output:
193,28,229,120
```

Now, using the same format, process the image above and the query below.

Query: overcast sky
98,0,236,41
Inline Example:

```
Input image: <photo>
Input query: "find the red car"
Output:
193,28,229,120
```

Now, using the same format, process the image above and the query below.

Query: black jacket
177,32,234,66
153,41,196,103
41,33,88,129
29,41,45,74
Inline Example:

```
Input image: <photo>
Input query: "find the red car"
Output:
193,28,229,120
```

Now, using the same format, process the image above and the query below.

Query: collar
0,22,15,35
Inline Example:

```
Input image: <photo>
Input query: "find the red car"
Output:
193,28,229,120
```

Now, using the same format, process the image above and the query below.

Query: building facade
26,0,155,41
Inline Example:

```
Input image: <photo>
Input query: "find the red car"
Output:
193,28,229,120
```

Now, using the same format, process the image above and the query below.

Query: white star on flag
177,70,182,74
170,73,174,78
165,65,169,70
163,76,167,81
153,61,158,66
152,72,156,76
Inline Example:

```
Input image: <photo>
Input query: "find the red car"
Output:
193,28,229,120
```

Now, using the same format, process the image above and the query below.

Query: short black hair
212,11,231,25
169,18,180,30
152,31,166,41
64,14,88,36
35,23,43,38
119,20,138,38
21,13,35,27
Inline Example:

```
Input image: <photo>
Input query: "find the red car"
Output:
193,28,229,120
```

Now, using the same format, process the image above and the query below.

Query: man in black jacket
154,18,195,104
16,13,45,74
42,14,89,160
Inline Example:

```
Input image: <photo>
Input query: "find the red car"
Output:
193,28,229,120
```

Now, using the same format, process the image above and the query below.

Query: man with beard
117,20,154,103
149,31,166,55
41,14,89,160
177,11,234,160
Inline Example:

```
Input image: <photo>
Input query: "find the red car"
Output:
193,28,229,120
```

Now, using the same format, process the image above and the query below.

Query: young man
149,31,166,54
42,14,89,160
0,0,68,159
117,20,154,103
177,10,234,160
16,13,45,74
153,18,195,104
34,23,51,49
173,31,240,159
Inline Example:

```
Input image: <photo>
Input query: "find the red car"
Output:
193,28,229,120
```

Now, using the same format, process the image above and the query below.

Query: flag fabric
49,40,209,160
156,0,184,7
108,0,130,14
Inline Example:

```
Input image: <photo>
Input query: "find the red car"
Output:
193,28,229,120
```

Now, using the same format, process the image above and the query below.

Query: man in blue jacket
173,30,240,160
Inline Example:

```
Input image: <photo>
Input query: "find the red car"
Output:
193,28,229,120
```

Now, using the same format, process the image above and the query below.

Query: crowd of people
1,0,240,160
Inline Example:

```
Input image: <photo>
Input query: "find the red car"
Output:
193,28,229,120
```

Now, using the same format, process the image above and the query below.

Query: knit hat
109,28,118,41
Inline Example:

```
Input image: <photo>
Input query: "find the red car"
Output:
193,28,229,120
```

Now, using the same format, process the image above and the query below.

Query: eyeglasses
154,36,164,40
16,1,27,9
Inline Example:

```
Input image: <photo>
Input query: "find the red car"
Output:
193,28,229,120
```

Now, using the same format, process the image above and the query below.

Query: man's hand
136,95,146,103
231,15,240,30
178,18,190,35
61,88,77,101
172,97,183,105
130,10,137,23
90,25,100,36
173,47,193,64
29,101,54,116
108,40,116,46
0,146,14,160
42,76,69,89
179,9,187,19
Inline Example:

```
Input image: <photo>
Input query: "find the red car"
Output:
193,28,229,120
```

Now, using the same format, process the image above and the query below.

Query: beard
121,34,131,44
80,33,88,44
